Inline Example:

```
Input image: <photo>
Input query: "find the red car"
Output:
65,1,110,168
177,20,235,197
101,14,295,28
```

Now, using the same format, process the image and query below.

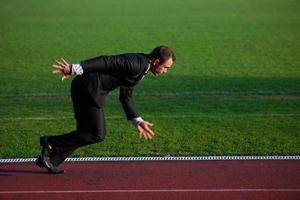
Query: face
149,57,173,76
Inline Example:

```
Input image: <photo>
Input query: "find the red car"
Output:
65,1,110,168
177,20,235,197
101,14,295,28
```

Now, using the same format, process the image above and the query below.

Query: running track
0,160,299,200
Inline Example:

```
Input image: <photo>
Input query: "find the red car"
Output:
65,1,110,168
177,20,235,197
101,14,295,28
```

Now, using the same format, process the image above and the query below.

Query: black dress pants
47,78,106,166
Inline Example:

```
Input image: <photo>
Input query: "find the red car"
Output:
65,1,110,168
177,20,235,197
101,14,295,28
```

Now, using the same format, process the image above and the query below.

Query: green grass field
0,0,299,158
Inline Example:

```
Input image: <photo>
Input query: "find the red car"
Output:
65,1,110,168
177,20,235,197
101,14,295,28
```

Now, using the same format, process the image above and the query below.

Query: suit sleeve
119,86,140,120
80,55,139,75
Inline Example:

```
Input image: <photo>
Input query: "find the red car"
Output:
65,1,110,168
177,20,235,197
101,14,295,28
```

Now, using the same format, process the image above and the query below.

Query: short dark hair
149,45,176,63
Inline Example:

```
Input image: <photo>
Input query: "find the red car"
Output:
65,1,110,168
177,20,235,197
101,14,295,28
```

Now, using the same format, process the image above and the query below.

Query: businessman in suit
35,45,176,173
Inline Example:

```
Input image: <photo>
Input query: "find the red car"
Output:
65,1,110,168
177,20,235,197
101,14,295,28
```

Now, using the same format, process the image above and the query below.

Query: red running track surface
0,160,299,200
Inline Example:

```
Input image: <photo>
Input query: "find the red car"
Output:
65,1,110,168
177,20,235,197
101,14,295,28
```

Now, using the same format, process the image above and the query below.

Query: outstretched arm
52,55,140,79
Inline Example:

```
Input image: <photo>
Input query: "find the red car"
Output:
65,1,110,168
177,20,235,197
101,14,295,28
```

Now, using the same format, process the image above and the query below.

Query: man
35,45,176,174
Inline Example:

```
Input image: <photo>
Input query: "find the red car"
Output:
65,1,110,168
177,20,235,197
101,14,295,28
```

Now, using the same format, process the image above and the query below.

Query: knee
79,130,105,144
90,130,106,143
94,133,105,142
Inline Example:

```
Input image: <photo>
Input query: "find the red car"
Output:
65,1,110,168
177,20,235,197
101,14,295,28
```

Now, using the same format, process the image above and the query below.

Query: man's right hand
52,58,71,81
136,121,155,140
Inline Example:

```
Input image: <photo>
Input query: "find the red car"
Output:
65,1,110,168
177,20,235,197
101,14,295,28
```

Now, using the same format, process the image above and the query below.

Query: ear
153,59,160,66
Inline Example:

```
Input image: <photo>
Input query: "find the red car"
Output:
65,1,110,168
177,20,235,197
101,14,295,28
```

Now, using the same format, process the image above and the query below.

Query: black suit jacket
71,53,150,120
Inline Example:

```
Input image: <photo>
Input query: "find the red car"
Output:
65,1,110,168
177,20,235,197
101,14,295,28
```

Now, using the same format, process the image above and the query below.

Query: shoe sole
36,157,65,174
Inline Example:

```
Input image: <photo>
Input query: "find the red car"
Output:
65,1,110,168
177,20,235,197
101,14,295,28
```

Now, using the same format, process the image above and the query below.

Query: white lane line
1,113,300,121
1,156,300,163
0,189,299,194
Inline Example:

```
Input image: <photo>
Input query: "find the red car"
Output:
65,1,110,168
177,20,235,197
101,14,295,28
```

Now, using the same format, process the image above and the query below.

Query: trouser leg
50,146,77,166
47,102,106,166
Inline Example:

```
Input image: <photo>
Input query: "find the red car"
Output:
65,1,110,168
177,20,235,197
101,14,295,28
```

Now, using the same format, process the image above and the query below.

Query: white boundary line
0,156,299,163
0,189,299,194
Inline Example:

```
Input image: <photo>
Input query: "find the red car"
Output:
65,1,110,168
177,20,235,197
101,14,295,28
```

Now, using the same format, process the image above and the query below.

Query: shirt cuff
131,117,144,127
71,64,83,75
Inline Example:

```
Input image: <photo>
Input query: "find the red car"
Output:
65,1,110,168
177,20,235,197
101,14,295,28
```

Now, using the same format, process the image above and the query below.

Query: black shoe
36,154,65,174
38,136,65,174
